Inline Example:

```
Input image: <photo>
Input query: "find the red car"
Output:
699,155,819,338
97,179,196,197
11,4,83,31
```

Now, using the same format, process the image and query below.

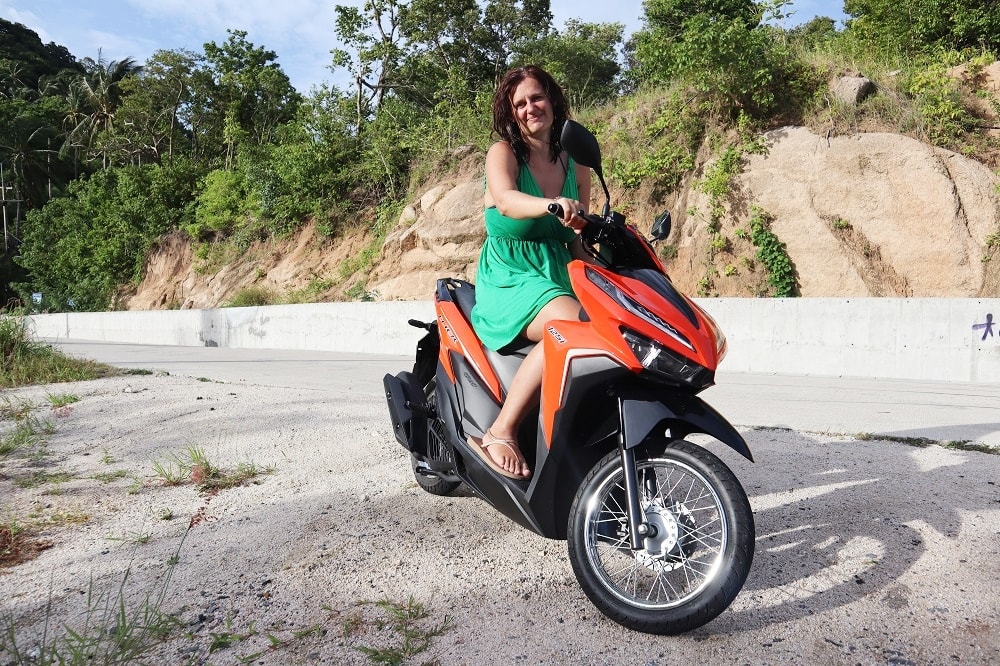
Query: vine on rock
748,206,798,297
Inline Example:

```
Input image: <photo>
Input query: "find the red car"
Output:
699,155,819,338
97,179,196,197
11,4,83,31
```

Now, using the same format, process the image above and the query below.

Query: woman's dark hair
492,65,570,165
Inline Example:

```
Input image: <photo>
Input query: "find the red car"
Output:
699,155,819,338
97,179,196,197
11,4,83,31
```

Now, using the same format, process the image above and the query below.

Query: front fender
621,393,754,462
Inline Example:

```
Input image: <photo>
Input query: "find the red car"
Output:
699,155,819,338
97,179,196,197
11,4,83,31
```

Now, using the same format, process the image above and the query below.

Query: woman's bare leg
481,295,582,476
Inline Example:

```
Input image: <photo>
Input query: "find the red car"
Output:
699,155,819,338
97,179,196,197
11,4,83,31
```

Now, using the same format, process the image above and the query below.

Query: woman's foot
467,428,531,479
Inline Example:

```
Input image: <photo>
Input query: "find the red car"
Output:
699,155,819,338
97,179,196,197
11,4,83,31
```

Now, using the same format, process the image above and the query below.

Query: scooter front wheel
567,439,754,634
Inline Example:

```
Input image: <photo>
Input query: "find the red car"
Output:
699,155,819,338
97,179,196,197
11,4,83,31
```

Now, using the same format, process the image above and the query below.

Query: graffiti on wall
972,314,994,341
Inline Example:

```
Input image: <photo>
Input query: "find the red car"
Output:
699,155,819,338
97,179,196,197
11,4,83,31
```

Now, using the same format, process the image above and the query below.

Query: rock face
364,127,1000,300
368,180,485,300
731,127,1000,297
124,127,1000,309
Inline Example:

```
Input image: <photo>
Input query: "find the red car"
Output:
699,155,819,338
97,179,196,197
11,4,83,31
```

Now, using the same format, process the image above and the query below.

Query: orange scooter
384,120,754,634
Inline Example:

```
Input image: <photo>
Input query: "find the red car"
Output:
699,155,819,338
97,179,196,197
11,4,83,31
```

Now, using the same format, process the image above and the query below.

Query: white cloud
0,3,47,39
124,0,342,90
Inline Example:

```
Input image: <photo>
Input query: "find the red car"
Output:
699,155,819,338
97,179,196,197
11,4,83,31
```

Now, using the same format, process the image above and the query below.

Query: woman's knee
526,295,583,340
549,295,583,320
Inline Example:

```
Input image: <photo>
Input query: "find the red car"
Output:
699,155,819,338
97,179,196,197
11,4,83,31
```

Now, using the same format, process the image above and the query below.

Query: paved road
50,339,1000,448
30,339,1000,664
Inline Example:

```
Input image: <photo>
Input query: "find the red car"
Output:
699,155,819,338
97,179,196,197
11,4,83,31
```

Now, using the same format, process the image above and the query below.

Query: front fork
617,396,656,551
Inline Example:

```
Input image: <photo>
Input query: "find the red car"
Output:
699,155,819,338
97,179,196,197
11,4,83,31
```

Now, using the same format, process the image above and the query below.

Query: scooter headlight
622,329,714,390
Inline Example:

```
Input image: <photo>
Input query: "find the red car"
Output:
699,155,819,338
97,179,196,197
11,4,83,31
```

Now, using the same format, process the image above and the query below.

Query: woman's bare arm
485,142,585,227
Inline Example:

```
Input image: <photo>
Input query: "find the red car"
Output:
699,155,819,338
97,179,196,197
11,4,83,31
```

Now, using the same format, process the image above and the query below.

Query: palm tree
0,114,59,228
61,51,142,168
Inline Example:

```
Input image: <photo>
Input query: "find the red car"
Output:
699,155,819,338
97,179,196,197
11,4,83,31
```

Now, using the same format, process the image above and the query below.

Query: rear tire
410,456,459,495
411,381,460,496
567,439,754,634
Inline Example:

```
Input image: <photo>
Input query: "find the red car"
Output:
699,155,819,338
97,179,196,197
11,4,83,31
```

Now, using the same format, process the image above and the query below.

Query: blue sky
2,1,848,94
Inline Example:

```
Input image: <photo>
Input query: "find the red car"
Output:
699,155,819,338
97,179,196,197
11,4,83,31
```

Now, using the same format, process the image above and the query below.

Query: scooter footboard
383,371,426,452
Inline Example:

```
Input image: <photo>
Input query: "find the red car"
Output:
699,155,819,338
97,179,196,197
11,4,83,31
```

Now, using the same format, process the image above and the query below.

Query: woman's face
510,76,551,139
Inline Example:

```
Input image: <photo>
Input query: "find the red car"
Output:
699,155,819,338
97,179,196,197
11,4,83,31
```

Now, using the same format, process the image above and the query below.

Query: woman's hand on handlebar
547,197,587,231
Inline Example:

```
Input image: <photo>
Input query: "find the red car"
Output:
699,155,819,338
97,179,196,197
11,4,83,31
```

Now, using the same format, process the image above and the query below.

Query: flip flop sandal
466,430,531,480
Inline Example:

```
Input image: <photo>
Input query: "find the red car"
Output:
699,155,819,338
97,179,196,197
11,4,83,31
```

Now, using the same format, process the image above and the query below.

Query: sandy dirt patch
2,373,999,665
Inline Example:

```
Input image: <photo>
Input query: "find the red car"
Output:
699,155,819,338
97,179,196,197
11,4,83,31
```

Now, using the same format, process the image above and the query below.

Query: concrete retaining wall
27,298,1000,384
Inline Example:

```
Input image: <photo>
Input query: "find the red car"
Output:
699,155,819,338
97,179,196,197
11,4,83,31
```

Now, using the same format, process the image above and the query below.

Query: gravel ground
2,372,999,665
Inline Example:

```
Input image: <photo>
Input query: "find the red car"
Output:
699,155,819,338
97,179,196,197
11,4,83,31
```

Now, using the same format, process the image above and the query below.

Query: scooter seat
443,278,534,395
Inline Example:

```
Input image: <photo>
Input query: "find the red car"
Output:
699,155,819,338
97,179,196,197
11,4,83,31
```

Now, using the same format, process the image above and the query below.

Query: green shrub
606,89,704,198
903,60,973,147
224,287,278,308
188,169,250,240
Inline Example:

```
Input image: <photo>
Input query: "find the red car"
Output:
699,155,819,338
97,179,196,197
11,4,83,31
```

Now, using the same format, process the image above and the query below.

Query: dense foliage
1,0,998,309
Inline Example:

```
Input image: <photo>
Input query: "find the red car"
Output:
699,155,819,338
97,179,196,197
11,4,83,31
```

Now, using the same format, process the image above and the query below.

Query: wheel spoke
585,455,730,610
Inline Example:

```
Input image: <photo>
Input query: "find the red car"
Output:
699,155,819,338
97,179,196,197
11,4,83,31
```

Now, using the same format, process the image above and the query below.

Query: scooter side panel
436,301,504,402
528,356,627,538
537,319,635,447
451,353,501,440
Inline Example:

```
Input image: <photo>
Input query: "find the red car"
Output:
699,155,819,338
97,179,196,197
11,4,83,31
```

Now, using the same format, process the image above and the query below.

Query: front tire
567,439,754,634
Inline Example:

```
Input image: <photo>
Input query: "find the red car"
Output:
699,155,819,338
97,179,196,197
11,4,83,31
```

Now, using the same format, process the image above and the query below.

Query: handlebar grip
547,201,564,218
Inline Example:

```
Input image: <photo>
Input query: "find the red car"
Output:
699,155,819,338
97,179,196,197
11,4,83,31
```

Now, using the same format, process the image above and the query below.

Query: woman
468,65,592,480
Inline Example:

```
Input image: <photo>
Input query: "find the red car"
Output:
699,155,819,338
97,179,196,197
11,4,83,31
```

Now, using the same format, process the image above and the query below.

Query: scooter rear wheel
411,381,461,496
567,439,754,634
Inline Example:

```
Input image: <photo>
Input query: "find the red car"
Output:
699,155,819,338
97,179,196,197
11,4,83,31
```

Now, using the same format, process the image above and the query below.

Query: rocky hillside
124,74,1000,308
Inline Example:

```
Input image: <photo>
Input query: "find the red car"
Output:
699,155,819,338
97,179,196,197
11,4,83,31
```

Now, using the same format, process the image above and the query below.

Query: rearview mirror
651,211,672,241
560,119,610,209
560,119,602,174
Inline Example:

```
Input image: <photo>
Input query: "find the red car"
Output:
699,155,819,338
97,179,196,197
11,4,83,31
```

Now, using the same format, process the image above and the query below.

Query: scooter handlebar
547,202,601,229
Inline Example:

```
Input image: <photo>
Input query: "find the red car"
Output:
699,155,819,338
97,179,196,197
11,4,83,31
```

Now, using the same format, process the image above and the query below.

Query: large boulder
369,180,485,300
733,127,1000,296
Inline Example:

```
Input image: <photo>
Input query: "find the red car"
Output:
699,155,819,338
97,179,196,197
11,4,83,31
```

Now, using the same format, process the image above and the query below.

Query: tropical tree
844,0,1000,54
61,53,142,168
630,0,807,118
397,0,486,109
0,19,80,91
115,49,200,165
332,0,408,132
477,0,554,81
513,19,625,106
198,31,301,168
0,96,69,210
631,0,761,85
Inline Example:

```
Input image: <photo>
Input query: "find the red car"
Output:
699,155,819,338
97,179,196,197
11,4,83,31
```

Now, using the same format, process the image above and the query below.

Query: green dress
471,157,579,351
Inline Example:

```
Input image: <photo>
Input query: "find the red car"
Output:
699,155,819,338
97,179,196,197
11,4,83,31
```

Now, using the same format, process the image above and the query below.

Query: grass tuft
151,446,275,492
1,398,55,457
342,595,454,665
0,536,188,662
1,310,119,388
